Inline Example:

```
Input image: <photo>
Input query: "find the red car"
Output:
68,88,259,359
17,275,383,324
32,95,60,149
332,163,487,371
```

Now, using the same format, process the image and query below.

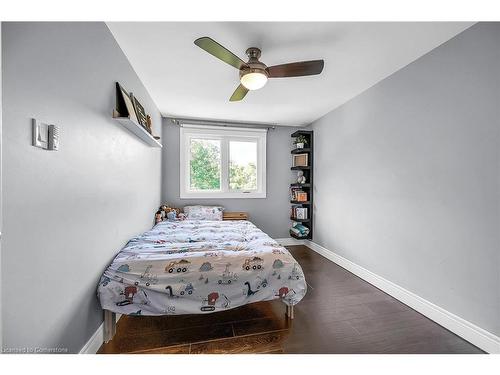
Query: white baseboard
275,237,305,246
80,313,122,354
304,240,500,354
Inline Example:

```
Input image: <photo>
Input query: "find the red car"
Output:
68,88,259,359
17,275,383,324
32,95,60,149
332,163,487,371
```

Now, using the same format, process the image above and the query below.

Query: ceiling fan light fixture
193,37,324,101
240,71,268,90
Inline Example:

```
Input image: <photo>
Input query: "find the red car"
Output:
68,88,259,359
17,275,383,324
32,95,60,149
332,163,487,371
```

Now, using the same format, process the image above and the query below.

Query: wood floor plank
190,332,289,354
130,344,191,354
99,323,234,353
346,309,429,336
97,245,484,354
232,317,290,336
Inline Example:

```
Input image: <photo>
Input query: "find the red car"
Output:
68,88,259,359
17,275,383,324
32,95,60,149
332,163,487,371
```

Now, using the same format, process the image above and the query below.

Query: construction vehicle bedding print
98,219,307,316
288,263,303,280
218,263,238,284
165,259,191,273
200,292,231,311
242,256,264,271
134,265,158,286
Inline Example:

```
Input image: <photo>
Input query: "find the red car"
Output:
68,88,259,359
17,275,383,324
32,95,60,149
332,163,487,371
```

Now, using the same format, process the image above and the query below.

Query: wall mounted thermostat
48,124,60,150
32,119,60,151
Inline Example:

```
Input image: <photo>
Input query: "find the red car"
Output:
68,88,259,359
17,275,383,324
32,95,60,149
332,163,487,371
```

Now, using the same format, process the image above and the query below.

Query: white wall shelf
112,110,162,148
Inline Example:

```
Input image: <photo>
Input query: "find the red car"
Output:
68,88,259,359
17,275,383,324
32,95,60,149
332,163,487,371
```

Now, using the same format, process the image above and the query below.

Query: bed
97,213,307,342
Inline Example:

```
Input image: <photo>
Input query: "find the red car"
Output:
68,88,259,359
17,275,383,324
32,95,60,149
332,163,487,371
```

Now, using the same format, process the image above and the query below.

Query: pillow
184,205,224,221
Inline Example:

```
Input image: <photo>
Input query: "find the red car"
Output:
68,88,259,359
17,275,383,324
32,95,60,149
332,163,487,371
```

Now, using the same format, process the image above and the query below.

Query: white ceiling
107,22,473,126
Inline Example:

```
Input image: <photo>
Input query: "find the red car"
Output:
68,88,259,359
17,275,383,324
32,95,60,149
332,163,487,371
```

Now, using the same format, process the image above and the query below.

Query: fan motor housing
239,64,269,80
240,47,268,79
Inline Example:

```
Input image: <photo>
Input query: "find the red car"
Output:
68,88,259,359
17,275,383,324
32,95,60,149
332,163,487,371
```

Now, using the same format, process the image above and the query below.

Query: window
180,125,267,198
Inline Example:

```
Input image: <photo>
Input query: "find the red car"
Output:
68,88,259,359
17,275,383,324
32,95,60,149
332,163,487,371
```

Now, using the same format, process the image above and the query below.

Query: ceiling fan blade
194,37,248,70
229,84,249,102
267,60,324,78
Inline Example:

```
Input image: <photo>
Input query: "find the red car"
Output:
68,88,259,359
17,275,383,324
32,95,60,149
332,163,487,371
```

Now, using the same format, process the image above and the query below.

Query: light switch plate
32,119,49,149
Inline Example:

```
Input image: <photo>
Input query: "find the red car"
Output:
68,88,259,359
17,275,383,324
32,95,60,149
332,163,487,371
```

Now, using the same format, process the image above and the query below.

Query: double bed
97,213,307,342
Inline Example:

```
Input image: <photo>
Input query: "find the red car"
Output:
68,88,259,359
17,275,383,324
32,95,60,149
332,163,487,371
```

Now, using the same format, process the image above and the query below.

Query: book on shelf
290,188,308,202
290,206,308,219
290,222,310,237
296,207,307,219
296,191,308,202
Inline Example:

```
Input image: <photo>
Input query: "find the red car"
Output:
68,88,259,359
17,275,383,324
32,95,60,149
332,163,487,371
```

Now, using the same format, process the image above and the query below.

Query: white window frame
180,124,267,199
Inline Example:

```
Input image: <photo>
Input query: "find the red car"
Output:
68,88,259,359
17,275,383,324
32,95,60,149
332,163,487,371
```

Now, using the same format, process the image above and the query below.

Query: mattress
97,220,307,316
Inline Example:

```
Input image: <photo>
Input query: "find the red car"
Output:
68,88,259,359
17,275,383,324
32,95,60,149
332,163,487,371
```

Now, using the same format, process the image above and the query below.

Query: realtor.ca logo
2,347,69,354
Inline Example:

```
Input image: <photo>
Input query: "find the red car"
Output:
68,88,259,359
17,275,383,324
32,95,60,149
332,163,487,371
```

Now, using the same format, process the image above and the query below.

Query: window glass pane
229,141,257,190
190,139,221,190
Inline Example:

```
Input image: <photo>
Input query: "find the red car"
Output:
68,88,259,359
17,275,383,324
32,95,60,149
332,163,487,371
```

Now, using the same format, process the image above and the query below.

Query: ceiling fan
194,37,325,102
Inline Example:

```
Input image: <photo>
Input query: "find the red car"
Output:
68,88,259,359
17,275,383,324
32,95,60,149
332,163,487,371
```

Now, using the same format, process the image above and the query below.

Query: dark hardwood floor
98,245,484,354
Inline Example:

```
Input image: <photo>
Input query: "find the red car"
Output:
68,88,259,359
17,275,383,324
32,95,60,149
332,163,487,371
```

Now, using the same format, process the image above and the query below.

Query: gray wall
309,22,500,336
161,119,296,238
2,22,162,352
0,22,3,350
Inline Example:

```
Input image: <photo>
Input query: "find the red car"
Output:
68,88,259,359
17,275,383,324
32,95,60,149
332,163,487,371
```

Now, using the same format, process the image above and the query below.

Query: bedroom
0,1,499,373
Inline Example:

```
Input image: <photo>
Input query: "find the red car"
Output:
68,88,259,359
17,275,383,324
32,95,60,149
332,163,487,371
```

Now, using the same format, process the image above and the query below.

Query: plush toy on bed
156,204,183,222
160,205,169,217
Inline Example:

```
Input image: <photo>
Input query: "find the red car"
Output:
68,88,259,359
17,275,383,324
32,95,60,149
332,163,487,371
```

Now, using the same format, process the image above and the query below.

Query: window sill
180,192,267,199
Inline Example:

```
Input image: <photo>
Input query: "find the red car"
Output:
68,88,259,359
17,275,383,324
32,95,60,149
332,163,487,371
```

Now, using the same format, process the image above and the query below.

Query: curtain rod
169,117,277,130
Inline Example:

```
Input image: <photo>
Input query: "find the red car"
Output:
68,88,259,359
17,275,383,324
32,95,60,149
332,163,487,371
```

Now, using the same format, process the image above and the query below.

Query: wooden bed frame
102,210,294,343
222,211,248,220
103,303,294,343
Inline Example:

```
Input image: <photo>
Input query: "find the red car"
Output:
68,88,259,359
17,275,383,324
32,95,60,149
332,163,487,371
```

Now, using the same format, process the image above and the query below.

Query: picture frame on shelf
115,82,139,124
293,153,309,167
130,93,149,132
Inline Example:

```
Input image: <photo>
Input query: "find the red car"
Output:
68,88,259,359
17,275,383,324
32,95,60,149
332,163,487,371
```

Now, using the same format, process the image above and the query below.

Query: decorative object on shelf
146,115,153,134
293,153,308,167
293,135,308,149
115,82,138,123
130,93,148,131
296,170,306,184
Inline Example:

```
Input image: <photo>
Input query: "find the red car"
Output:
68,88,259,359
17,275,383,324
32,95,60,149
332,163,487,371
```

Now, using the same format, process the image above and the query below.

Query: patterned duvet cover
98,220,307,316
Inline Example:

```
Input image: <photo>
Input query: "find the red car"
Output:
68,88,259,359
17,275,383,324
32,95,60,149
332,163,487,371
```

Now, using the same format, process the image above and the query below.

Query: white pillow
184,205,224,221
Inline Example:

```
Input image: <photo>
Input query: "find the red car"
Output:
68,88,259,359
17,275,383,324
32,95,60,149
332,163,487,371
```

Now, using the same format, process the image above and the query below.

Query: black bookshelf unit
290,130,313,240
